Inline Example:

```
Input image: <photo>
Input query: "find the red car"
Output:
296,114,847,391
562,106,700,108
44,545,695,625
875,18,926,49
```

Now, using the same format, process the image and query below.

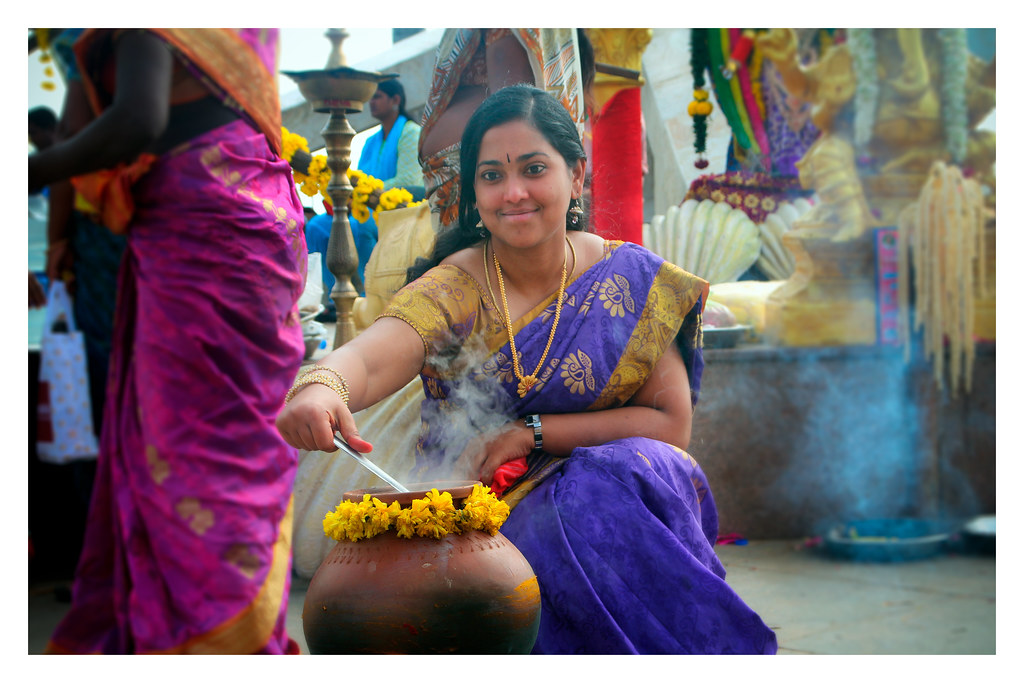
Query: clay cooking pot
302,480,541,654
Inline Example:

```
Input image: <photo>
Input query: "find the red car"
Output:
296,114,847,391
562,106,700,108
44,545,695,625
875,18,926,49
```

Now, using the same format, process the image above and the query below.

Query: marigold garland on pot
322,484,511,542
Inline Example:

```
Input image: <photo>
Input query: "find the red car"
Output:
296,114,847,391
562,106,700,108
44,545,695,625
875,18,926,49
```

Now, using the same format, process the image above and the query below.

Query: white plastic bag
298,252,324,316
36,281,99,464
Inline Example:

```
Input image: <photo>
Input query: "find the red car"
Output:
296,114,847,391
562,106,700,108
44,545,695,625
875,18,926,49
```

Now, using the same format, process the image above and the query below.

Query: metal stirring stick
333,435,410,492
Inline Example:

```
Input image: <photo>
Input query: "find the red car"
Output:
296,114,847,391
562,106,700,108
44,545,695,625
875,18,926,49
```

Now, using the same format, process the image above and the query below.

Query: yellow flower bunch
375,187,415,220
299,154,330,198
322,484,511,542
348,169,383,223
282,127,332,206
687,89,714,117
281,127,307,162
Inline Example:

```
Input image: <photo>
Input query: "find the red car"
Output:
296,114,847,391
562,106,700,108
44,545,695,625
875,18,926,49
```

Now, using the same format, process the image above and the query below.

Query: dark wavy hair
407,84,588,284
377,78,411,121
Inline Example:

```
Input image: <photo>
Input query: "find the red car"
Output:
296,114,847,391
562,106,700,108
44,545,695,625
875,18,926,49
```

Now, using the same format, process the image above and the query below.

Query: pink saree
46,30,307,654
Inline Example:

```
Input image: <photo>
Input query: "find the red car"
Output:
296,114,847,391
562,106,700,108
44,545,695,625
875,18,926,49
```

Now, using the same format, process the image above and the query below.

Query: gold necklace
486,236,575,397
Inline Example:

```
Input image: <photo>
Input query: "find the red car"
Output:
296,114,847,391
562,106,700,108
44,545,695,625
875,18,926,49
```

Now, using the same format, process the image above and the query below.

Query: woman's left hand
453,421,534,484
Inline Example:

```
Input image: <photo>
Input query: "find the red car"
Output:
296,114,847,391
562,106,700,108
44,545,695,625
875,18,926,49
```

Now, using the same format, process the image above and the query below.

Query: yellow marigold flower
322,484,509,542
393,508,417,538
323,509,343,541
358,495,393,536
300,178,321,197
461,484,510,535
307,154,328,174
352,204,371,223
281,127,309,162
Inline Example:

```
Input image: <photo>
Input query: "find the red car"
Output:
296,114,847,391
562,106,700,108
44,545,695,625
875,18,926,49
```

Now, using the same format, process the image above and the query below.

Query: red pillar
590,87,643,244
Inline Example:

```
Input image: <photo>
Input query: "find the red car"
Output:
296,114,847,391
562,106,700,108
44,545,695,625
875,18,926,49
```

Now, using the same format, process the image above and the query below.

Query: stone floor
27,538,996,656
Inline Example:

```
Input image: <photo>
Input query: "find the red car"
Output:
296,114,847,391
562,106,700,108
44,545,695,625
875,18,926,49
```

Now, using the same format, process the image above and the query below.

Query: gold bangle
285,371,350,405
308,364,347,386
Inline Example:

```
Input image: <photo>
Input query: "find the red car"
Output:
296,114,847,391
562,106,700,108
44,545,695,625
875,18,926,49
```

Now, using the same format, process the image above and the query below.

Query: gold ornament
487,236,576,397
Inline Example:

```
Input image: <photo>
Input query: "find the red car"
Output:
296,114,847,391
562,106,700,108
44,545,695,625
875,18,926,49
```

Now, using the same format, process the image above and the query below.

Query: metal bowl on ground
702,325,752,349
824,518,952,562
959,515,996,555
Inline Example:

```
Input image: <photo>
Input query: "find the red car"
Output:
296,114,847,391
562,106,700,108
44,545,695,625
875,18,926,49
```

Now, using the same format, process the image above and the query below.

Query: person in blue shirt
349,78,423,288
304,208,337,319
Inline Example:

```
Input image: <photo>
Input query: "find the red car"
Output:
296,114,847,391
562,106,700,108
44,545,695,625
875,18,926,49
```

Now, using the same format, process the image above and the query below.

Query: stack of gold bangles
285,364,350,405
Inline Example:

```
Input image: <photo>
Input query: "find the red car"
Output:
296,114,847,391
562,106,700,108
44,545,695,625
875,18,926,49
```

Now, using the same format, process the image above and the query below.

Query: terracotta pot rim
343,479,483,505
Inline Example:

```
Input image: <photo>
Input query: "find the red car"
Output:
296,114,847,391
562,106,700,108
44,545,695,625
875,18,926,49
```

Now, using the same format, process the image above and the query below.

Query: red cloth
590,87,643,244
491,457,529,498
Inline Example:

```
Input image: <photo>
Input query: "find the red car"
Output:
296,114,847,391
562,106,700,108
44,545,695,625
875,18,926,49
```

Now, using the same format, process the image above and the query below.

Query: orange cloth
70,155,158,235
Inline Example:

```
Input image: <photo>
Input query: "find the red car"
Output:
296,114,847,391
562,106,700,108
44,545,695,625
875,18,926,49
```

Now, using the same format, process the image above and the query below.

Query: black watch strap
525,414,543,451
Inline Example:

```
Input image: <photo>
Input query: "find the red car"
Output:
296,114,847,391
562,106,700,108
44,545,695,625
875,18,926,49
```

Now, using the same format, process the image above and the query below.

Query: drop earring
568,197,584,226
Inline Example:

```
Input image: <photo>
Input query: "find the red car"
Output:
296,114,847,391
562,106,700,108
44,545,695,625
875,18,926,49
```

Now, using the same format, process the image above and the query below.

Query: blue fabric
348,116,409,285
359,115,406,181
501,439,777,654
304,213,335,295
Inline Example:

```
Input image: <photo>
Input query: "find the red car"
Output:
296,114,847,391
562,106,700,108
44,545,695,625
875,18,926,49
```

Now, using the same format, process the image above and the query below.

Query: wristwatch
525,414,543,452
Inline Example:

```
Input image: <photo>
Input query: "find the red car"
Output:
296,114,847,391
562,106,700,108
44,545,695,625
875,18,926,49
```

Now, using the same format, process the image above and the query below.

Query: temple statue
757,28,995,235
752,28,995,346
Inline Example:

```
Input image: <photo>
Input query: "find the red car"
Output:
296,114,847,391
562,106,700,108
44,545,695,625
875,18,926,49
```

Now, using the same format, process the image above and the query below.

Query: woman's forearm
28,30,173,191
534,404,692,456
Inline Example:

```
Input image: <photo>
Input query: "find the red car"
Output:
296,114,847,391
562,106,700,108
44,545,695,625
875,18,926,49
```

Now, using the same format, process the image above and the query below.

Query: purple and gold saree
381,240,777,654
46,29,306,654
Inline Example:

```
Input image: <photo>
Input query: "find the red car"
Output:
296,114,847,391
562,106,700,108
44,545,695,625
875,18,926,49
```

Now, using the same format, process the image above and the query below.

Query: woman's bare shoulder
439,245,486,282
568,231,608,272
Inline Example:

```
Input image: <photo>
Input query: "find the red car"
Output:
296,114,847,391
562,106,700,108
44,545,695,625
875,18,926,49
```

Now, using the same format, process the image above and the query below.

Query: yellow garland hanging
322,484,511,542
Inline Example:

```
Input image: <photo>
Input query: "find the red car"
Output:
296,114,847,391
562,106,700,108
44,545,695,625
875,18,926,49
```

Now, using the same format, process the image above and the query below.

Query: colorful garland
937,28,968,165
689,29,713,169
322,484,511,542
690,29,772,173
849,29,968,165
848,29,879,159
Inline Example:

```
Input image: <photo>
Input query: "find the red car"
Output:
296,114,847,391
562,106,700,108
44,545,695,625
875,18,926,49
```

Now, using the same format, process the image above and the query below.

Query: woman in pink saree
29,29,306,654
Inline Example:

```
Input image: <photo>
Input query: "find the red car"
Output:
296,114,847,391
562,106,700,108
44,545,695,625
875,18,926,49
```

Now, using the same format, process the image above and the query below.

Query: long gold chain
486,236,575,397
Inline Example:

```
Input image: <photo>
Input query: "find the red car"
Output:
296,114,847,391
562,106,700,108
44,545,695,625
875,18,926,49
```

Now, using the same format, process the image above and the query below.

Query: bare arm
275,317,426,454
28,30,173,193
460,341,694,483
45,78,95,282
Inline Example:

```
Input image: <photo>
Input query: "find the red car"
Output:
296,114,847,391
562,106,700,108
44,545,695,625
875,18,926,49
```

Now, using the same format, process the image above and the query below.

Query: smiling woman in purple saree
276,85,776,654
